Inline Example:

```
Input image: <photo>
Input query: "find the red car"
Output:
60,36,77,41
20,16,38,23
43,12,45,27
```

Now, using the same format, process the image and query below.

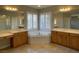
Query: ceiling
27,5,53,9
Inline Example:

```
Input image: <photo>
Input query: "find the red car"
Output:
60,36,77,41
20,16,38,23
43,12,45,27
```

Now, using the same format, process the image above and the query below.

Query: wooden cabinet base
51,31,57,43
69,33,79,50
51,31,79,51
10,31,28,48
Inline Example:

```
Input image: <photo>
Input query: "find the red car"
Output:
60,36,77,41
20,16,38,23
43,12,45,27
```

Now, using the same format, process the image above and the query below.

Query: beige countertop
53,28,79,34
9,29,27,33
0,32,13,38
0,29,27,38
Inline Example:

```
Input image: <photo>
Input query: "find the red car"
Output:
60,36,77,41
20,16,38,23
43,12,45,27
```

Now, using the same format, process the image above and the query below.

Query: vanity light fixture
59,7,71,12
5,6,18,11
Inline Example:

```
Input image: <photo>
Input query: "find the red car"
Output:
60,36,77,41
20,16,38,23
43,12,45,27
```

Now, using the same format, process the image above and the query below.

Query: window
40,13,45,30
27,13,33,30
40,12,51,31
27,12,38,30
33,14,38,29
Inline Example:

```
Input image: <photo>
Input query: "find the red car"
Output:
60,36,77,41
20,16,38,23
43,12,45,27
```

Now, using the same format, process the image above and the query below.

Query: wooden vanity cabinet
51,31,79,50
57,32,69,46
51,31,70,46
51,31,57,43
69,33,79,50
11,31,28,48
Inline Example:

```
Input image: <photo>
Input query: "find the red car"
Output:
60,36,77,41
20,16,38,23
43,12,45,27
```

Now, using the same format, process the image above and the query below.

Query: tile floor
0,44,78,53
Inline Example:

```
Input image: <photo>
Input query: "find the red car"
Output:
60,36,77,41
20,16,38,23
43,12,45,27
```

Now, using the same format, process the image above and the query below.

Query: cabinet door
51,31,57,43
20,31,28,44
69,33,79,50
12,31,28,48
57,32,69,46
56,32,63,44
12,33,21,47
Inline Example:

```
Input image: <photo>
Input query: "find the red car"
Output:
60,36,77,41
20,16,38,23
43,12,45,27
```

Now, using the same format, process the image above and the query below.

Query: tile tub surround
28,30,51,45
29,36,51,45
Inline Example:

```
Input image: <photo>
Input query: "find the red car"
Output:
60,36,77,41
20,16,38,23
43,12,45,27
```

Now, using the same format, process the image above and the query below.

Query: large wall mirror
70,14,79,29
0,11,25,30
